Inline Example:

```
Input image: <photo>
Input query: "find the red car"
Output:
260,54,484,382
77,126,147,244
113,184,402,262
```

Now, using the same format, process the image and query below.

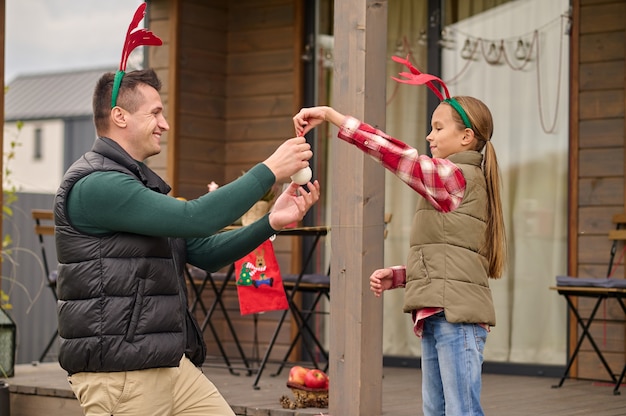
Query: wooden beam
0,0,4,296
329,1,387,415
568,0,581,378
167,0,180,194
622,7,626,283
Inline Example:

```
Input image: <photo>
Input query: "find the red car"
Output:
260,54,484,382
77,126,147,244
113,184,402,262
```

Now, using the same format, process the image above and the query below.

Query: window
33,128,42,160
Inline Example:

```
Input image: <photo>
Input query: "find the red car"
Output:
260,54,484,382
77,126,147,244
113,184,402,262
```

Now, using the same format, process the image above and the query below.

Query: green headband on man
391,55,473,130
111,2,163,108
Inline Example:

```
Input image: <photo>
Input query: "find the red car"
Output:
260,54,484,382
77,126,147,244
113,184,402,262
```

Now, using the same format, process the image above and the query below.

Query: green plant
0,117,23,378
0,119,23,309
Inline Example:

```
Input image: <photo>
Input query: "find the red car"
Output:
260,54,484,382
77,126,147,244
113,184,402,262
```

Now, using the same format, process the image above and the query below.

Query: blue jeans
421,312,487,416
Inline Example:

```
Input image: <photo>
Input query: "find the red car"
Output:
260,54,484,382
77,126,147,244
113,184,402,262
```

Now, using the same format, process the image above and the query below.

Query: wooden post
329,1,387,415
0,0,5,296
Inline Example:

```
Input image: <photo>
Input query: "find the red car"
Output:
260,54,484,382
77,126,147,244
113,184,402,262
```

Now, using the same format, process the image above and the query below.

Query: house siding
143,0,626,380
572,0,626,380
148,0,304,364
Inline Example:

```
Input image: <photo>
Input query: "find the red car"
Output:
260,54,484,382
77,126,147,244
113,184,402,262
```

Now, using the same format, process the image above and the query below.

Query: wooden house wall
175,0,229,197
144,1,174,184
148,0,305,363
225,0,301,181
572,0,626,380
145,0,626,380
150,0,302,198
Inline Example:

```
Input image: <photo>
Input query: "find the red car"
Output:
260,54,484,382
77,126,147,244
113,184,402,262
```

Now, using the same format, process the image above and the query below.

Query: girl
293,76,506,416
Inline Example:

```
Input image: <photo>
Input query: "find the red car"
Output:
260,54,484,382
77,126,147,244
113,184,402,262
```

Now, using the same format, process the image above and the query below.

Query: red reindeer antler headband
111,2,163,108
391,55,472,129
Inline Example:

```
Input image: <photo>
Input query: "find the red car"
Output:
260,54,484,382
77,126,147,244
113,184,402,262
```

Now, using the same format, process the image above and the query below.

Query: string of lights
387,10,571,134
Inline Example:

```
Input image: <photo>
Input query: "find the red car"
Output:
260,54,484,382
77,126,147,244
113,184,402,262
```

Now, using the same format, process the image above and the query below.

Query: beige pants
68,356,235,416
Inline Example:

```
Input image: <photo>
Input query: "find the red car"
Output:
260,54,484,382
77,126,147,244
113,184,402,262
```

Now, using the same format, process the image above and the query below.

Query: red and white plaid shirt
338,116,466,213
339,116,483,337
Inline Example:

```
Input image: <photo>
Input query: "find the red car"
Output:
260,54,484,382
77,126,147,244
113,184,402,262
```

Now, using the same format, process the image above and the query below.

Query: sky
5,0,145,83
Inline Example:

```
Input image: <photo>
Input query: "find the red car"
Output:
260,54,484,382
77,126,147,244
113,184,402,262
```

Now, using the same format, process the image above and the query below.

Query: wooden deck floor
4,361,626,415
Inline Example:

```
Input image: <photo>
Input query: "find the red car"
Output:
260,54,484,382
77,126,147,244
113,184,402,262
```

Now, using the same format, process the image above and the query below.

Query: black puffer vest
54,137,206,374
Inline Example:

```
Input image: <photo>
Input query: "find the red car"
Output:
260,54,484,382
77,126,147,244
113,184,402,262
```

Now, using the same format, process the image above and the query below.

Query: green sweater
67,162,278,272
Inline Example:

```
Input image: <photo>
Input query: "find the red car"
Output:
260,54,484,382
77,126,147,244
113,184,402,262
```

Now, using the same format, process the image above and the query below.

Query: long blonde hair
448,96,507,278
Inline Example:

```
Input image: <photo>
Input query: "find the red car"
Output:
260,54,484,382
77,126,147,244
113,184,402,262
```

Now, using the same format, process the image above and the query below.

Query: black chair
250,217,392,388
31,209,58,362
271,272,330,377
185,265,253,375
251,269,330,389
553,213,626,395
269,214,390,379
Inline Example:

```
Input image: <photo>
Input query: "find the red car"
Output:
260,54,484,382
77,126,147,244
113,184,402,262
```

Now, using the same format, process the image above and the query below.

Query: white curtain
381,0,570,364
381,0,428,357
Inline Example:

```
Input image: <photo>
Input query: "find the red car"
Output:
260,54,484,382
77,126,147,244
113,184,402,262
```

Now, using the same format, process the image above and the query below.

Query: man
54,68,320,415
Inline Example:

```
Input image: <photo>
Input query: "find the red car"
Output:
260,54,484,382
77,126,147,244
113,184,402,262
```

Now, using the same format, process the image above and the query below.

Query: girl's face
426,103,473,159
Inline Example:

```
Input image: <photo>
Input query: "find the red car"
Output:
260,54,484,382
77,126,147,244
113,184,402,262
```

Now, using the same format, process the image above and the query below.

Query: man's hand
268,181,320,230
263,137,313,183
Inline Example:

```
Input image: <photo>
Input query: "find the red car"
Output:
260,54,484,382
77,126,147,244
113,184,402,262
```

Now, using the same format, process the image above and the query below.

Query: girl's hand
293,106,328,137
369,268,394,297
293,106,345,137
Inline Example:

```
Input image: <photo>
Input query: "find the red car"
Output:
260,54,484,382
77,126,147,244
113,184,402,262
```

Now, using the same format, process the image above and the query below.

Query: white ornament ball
291,166,312,185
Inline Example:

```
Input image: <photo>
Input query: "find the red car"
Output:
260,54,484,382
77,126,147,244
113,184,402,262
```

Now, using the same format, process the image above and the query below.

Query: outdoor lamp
0,308,16,378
